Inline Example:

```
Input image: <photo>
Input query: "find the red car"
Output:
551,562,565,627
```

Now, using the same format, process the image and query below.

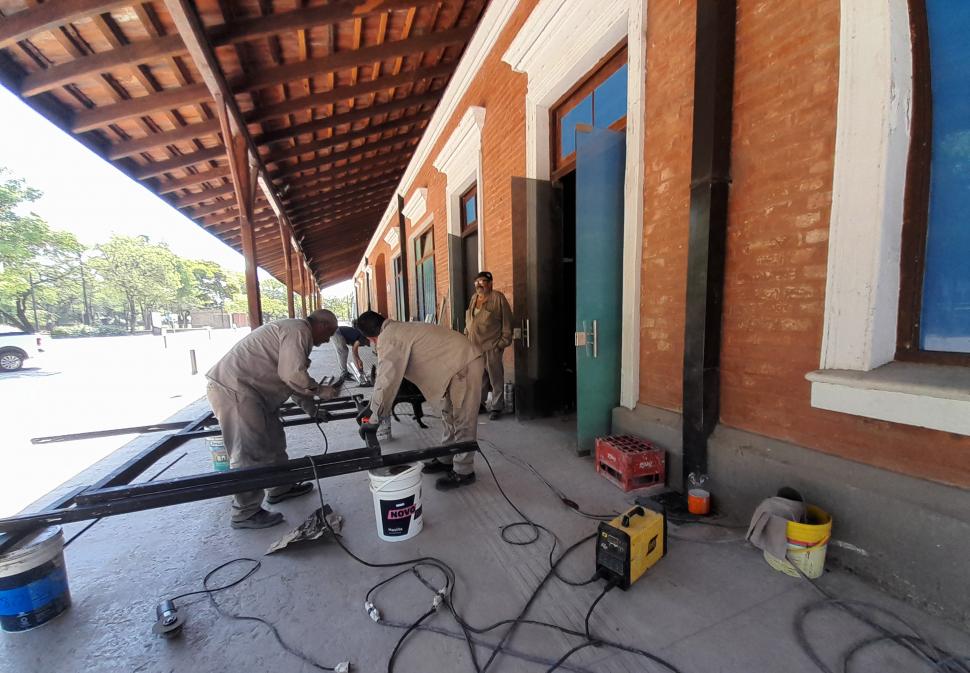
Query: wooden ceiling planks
0,0,486,291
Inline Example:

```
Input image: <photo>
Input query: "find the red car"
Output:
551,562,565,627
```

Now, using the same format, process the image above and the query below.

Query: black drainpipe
681,0,736,490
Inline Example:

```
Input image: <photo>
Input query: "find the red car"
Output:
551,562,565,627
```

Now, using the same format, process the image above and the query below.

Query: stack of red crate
594,435,666,492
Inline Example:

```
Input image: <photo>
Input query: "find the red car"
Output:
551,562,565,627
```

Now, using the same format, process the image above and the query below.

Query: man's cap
475,271,493,281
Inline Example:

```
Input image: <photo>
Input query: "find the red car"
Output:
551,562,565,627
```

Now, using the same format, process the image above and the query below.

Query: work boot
488,410,501,421
265,482,314,504
231,508,284,529
421,459,452,474
435,471,476,491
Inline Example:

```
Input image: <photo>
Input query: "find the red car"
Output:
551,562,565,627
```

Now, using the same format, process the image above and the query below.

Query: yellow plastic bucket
764,505,832,579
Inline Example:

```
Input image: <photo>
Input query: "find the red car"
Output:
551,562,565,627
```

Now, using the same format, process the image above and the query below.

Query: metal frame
0,394,473,546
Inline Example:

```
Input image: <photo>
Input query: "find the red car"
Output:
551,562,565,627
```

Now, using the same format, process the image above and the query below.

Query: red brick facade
355,0,969,488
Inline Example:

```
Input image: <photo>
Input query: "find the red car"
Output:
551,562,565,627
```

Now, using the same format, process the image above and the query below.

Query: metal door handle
514,320,531,348
574,320,598,358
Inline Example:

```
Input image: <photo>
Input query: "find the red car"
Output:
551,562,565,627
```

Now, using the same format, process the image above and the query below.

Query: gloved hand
316,384,337,401
298,396,318,419
355,406,373,425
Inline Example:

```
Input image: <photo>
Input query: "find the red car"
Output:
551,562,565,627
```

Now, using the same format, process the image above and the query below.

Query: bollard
162,335,167,349
189,349,197,375
207,326,212,341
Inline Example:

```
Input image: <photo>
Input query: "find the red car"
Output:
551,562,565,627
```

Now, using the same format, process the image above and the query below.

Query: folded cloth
746,496,807,560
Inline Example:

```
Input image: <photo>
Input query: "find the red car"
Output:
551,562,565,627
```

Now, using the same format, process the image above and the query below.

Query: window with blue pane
917,0,970,354
414,230,436,321
560,95,593,159
555,49,628,170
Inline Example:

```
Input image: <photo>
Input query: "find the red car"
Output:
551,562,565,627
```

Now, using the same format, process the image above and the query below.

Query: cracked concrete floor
2,344,968,673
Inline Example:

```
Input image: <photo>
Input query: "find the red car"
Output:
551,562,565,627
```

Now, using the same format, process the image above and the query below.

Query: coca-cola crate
595,435,665,492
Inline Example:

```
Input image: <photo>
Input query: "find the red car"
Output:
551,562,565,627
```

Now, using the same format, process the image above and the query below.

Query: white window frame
433,106,486,272
503,0,647,410
807,0,970,436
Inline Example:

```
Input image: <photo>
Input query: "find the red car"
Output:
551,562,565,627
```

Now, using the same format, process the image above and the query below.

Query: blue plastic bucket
0,527,72,632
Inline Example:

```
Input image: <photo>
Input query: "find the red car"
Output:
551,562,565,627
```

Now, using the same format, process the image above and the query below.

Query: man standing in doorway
354,311,484,491
464,271,513,420
206,309,339,529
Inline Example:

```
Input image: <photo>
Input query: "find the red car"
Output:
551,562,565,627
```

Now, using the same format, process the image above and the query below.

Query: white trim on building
433,106,486,270
809,0,969,436
503,0,646,410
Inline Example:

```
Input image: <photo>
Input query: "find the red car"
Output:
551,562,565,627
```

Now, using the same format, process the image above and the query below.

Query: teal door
575,127,625,453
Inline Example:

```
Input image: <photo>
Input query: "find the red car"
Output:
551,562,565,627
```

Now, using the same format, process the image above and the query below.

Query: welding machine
595,501,667,589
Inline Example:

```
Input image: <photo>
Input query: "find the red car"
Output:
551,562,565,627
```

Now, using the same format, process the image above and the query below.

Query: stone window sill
806,362,970,436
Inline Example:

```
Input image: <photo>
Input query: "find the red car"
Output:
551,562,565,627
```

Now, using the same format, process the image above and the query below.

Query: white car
0,326,44,371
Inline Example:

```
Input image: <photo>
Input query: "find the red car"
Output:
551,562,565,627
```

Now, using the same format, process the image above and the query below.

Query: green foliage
89,235,180,332
50,323,127,338
323,293,354,321
0,169,84,331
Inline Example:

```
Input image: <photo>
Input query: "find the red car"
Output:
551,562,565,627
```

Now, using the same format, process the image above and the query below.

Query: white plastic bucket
368,463,423,542
0,527,72,632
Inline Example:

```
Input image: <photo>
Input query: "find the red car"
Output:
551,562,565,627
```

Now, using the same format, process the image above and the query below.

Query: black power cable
304,425,687,673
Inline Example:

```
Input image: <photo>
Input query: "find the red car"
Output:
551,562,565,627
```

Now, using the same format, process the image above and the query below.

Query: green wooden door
575,127,625,453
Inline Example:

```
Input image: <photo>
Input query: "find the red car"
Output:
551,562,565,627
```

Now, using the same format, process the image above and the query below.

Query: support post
681,0,736,490
397,194,411,320
279,220,295,318
217,99,262,328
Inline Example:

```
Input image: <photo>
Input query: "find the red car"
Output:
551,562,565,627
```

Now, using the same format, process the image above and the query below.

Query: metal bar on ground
0,442,479,533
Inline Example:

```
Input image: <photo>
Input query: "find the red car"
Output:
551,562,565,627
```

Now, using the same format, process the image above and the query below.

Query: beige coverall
464,290,513,412
370,321,484,474
205,319,329,522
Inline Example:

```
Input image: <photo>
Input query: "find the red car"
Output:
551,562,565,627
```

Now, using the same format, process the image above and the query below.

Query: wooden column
300,264,308,317
216,99,262,328
279,220,295,318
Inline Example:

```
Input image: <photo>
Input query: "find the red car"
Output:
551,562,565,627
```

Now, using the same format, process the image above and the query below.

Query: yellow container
764,505,832,579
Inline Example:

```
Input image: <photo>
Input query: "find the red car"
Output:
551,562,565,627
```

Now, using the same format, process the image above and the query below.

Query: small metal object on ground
189,349,197,375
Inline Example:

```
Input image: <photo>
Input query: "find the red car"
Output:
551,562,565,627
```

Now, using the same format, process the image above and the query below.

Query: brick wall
638,0,696,411
718,0,970,487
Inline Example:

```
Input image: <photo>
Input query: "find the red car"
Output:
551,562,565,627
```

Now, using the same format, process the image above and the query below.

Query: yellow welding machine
595,501,667,589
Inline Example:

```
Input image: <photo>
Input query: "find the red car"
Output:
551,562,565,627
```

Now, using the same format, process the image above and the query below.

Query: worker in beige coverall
206,309,338,529
464,271,513,420
354,310,484,491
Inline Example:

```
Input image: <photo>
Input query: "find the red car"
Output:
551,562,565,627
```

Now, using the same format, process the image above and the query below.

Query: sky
0,86,353,298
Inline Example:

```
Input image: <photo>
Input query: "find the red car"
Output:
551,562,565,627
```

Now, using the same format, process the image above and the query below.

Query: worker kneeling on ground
354,310,484,491
206,309,339,529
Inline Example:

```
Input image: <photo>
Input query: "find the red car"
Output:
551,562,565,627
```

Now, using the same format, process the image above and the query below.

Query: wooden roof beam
281,154,409,190
0,0,129,49
20,34,186,97
266,110,431,165
72,83,210,133
108,119,221,160
287,177,400,215
161,0,307,269
208,0,436,48
156,166,231,194
284,170,404,208
270,132,421,180
131,145,225,180
246,62,451,125
232,26,474,93
292,192,394,226
171,182,236,209
256,92,439,146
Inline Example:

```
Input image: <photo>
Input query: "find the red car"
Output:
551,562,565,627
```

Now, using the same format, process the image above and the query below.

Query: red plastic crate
594,435,666,492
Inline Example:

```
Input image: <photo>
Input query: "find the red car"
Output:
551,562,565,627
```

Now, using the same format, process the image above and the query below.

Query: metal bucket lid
0,527,64,578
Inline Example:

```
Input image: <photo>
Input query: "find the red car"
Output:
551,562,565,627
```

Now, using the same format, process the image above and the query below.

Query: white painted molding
808,364,970,436
820,0,912,372
434,106,486,242
354,0,518,279
808,1,970,434
402,187,428,222
383,227,400,250
503,0,643,409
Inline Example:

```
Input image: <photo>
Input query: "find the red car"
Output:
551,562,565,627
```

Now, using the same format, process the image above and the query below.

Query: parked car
0,326,44,371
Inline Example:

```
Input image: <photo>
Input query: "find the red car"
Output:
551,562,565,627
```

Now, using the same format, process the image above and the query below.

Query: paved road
0,328,247,517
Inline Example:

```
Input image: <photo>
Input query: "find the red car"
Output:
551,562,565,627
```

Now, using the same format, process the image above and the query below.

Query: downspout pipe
681,0,736,490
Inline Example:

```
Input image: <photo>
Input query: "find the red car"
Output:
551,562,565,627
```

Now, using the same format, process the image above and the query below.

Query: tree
226,275,291,323
0,169,84,332
90,235,180,332
172,260,238,326
323,293,354,321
